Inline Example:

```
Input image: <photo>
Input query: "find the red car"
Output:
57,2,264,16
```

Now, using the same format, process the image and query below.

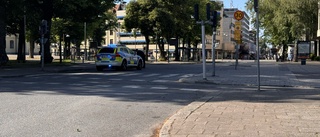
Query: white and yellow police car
95,44,144,71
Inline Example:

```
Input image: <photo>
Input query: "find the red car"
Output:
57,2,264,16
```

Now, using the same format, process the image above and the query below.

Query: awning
118,32,142,36
117,16,124,19
119,40,146,44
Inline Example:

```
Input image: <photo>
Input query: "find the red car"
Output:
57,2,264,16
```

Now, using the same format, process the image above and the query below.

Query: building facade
5,35,40,55
104,2,167,60
205,6,252,59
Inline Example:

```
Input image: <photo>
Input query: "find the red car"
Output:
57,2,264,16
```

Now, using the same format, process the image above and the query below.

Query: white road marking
123,85,141,88
179,88,199,91
150,87,169,90
142,74,160,77
159,74,180,78
152,80,170,83
131,79,146,82
109,78,122,81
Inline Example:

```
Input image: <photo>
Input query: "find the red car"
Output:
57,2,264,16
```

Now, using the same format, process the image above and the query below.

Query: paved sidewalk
160,61,320,137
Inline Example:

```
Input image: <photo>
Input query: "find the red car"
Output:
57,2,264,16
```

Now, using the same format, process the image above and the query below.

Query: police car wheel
121,60,127,71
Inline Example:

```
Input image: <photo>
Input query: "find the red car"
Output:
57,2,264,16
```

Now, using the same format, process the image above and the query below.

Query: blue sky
223,0,248,11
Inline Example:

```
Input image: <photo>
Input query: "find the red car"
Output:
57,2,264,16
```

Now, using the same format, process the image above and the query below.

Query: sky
223,0,247,11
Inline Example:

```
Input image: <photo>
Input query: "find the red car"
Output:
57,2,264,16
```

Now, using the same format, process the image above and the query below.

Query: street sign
234,21,242,44
235,21,241,30
234,10,244,21
297,41,311,59
234,30,241,41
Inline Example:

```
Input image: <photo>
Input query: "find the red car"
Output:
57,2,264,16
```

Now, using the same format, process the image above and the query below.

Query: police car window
99,48,114,53
121,48,129,53
127,48,135,54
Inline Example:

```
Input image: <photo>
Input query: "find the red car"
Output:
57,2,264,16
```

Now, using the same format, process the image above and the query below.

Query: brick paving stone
159,61,320,137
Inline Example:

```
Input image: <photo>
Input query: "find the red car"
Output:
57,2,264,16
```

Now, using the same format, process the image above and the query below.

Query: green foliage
310,53,316,61
124,0,222,59
315,56,320,61
246,0,318,45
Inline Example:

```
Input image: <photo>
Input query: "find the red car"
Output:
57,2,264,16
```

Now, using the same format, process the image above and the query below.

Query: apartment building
206,7,252,59
105,2,163,59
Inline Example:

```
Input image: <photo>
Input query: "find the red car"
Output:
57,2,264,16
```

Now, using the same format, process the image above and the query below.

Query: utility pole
254,0,261,91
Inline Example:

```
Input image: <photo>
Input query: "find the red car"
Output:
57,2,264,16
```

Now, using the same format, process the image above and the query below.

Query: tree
124,0,221,61
124,0,156,61
0,0,8,66
246,0,318,60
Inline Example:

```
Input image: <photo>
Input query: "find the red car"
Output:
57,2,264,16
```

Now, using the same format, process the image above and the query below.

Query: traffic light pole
256,10,260,91
41,34,44,71
254,0,260,91
201,21,207,80
212,29,216,76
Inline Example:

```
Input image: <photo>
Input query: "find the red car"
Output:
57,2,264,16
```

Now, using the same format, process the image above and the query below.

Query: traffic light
194,4,199,21
254,0,258,12
211,11,218,28
206,3,211,20
39,20,48,35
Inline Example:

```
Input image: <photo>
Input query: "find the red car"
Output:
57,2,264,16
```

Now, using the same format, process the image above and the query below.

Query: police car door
127,48,137,65
121,47,133,65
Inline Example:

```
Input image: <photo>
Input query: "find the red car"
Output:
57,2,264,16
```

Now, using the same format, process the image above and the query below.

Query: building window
110,39,113,44
10,40,14,49
216,31,220,36
216,40,220,44
110,31,113,35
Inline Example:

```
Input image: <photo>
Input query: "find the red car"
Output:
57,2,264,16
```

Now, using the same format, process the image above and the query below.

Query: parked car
95,44,144,71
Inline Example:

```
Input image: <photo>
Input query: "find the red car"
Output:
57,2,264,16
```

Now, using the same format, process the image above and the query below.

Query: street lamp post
84,22,87,62
59,34,62,63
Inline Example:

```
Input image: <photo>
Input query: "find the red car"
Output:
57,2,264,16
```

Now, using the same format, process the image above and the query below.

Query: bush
315,56,320,61
310,54,316,61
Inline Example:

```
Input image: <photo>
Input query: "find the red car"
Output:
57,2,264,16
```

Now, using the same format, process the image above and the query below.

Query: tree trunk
17,19,26,62
42,0,54,63
174,37,180,61
187,38,191,61
158,37,165,59
0,3,8,66
144,35,149,61
29,37,35,58
282,43,287,61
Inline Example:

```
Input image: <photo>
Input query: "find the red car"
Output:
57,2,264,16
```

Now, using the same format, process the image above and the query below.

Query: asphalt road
0,63,218,137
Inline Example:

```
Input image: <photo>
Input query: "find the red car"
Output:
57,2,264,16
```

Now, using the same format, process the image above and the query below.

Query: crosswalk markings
131,79,146,82
159,74,180,78
122,73,142,76
142,74,160,77
109,78,122,81
96,85,111,88
150,87,169,90
123,85,141,88
69,83,86,86
180,74,194,78
179,88,199,91
152,80,170,82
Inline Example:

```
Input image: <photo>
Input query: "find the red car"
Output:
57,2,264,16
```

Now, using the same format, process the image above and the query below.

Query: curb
159,91,221,137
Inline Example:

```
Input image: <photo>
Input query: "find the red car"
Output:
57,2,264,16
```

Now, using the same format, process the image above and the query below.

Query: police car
95,44,144,71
